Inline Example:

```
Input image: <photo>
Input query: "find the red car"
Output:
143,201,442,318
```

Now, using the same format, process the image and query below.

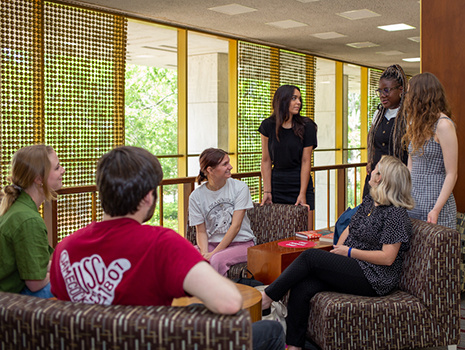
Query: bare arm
195,223,209,256
25,274,50,292
336,226,349,245
183,261,243,314
25,259,51,292
260,134,273,205
407,154,412,172
205,210,246,260
428,116,458,224
296,146,313,206
331,242,401,266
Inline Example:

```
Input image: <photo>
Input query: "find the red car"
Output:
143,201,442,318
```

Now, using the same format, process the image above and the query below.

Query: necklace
367,205,375,217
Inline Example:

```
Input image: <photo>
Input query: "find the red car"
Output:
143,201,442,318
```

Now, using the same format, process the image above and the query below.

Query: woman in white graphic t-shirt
188,148,255,277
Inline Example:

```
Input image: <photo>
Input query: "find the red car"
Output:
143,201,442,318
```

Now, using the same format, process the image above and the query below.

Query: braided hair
367,64,408,169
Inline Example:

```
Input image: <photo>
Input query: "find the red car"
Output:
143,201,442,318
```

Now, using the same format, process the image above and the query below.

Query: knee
209,253,224,268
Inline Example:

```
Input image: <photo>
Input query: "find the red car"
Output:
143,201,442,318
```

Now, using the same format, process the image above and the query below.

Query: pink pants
205,240,255,277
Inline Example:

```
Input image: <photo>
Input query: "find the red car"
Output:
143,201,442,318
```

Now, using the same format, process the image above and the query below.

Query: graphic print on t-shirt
206,199,234,237
59,250,131,305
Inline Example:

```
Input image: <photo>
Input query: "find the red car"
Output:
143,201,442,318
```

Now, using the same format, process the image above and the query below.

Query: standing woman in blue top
0,145,65,297
259,85,317,228
402,72,458,229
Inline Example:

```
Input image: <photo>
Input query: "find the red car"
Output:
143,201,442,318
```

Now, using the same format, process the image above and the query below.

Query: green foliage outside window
125,64,179,230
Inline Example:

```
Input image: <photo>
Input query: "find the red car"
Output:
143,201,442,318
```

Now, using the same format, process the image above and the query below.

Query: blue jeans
252,320,285,350
20,282,54,299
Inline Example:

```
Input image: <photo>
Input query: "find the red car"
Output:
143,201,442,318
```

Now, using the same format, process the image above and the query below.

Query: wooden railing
44,162,366,247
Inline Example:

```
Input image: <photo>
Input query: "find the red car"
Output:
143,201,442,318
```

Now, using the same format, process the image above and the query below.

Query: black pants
264,249,377,347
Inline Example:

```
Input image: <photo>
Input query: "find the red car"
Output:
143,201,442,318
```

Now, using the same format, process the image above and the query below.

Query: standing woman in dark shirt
363,64,408,197
259,85,317,228
261,155,414,349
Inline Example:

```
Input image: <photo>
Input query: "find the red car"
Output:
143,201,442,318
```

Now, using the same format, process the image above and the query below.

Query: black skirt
271,168,315,210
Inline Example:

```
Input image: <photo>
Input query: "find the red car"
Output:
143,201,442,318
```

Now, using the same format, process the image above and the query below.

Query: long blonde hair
0,145,56,215
402,72,452,155
370,155,414,209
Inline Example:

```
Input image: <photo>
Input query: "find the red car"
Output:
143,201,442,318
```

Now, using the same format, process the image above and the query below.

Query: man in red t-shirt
50,146,284,350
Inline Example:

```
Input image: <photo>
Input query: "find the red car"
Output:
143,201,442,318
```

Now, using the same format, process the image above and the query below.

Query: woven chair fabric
0,292,252,349
307,218,460,350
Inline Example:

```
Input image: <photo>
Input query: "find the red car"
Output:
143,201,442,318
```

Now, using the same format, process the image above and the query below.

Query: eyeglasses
375,86,400,97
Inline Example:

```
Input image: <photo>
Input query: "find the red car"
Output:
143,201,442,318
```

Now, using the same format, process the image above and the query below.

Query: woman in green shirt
0,145,65,298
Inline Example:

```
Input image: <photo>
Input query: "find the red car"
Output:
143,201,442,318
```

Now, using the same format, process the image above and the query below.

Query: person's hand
295,194,307,207
427,209,439,225
331,244,349,256
202,252,214,261
261,192,272,205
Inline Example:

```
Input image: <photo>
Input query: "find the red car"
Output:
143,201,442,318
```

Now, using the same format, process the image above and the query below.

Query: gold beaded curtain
368,68,383,127
1,0,127,242
237,42,316,201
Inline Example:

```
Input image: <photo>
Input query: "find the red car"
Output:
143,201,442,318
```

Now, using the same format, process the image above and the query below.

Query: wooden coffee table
247,237,333,285
172,283,262,322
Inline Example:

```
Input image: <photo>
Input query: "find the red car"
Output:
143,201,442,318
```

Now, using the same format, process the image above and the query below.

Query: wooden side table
172,283,262,323
247,237,333,285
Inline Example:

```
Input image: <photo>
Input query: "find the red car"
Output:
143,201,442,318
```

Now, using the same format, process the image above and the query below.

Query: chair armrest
400,219,460,328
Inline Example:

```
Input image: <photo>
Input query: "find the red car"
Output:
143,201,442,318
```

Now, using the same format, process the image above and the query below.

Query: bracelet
348,247,352,258
264,191,272,193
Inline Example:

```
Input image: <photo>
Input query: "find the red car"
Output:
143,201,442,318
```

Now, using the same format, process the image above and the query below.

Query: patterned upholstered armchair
186,202,308,280
0,292,252,349
307,219,460,350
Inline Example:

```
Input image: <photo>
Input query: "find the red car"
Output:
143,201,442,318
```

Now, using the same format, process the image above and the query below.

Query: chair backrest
186,202,308,246
399,219,460,342
0,292,252,349
247,203,308,245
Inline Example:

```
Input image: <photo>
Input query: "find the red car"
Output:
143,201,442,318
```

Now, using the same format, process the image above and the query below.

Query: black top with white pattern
344,195,412,295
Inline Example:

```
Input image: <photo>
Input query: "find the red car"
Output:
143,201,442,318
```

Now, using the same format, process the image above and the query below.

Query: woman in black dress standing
363,64,408,197
259,85,317,229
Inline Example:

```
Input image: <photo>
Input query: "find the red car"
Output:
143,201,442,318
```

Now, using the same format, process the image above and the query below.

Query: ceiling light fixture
311,32,346,39
402,57,421,62
408,36,421,43
346,42,379,48
378,23,416,31
208,4,257,16
377,50,404,56
337,9,380,20
266,20,308,29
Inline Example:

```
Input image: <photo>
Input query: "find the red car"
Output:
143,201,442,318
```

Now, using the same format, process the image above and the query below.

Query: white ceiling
76,0,421,76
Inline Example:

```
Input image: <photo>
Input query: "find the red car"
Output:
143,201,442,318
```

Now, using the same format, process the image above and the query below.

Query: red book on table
295,230,321,240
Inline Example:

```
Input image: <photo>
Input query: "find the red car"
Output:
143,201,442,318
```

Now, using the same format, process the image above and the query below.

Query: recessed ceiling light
208,4,257,15
378,23,416,31
311,32,346,39
319,81,331,84
377,50,404,56
402,57,421,62
346,42,379,48
266,20,308,29
337,9,380,20
408,36,421,43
